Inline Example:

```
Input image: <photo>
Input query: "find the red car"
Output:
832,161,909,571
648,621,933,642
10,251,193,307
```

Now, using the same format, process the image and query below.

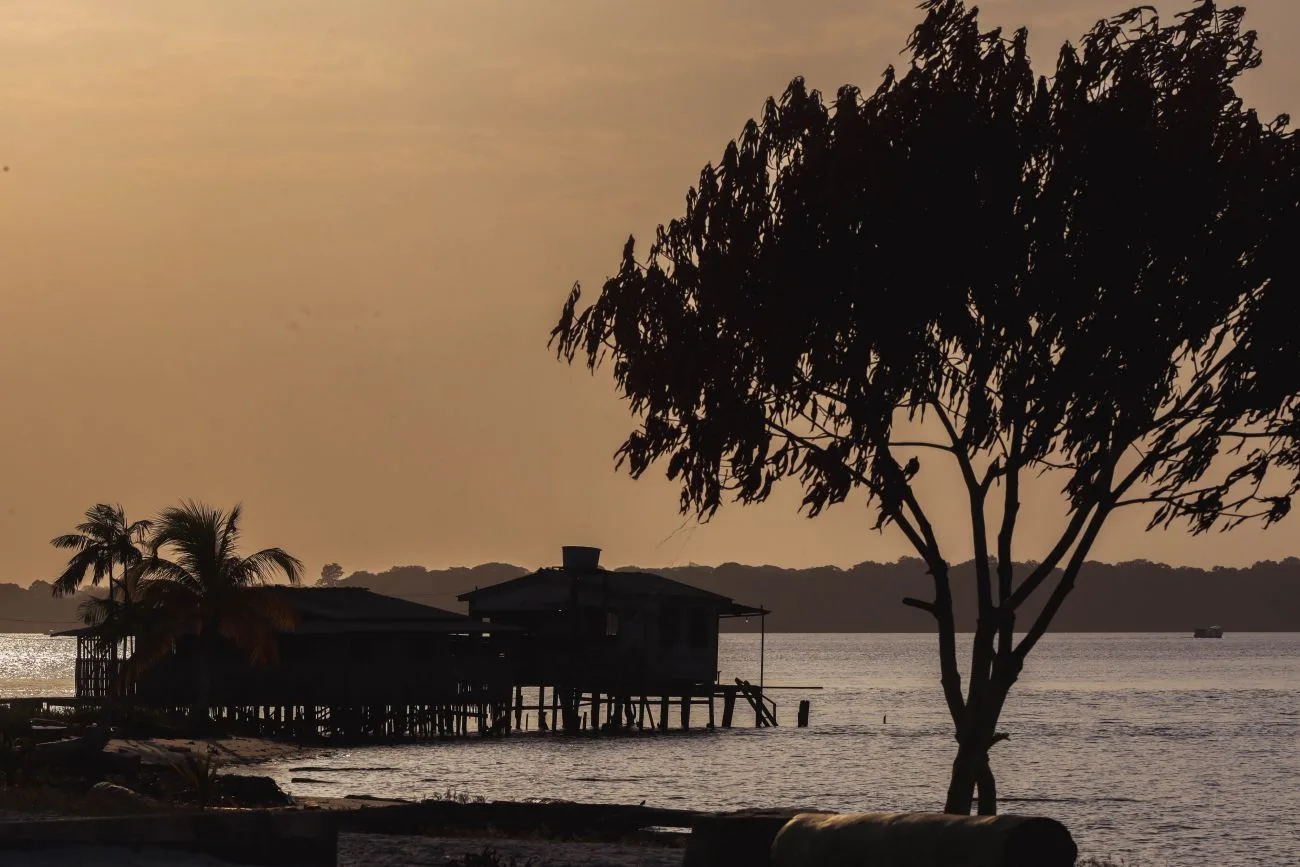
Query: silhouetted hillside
0,581,96,634
337,563,527,609
5,559,1295,633
330,558,1298,633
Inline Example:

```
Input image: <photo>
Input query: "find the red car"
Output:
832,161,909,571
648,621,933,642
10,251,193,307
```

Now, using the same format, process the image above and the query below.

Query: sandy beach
104,735,315,766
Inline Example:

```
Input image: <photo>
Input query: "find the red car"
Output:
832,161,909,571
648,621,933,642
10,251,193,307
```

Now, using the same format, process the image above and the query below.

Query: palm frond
49,533,91,551
136,574,203,616
48,503,149,596
152,501,226,583
234,548,304,587
125,499,302,677
77,596,114,627
137,556,206,597
219,503,243,563
51,549,101,597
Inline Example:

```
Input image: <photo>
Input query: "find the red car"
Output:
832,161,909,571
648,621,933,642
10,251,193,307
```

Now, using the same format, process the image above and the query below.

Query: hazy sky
3,1,1299,584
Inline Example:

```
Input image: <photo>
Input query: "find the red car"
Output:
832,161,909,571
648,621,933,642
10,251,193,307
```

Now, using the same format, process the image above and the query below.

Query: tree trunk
944,735,1001,815
944,737,983,814
944,670,1015,815
192,632,214,733
976,754,997,815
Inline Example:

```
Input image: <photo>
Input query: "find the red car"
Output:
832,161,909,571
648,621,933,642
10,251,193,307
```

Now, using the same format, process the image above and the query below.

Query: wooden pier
501,679,778,734
4,678,782,741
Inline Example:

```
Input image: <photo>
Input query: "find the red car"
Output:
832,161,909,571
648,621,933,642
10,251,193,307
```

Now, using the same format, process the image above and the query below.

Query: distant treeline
6,558,1297,633
0,580,96,634
334,557,1299,633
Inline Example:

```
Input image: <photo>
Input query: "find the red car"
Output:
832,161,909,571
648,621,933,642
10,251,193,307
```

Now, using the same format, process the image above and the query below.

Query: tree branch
1006,502,1098,610
930,398,995,728
888,441,956,453
1014,503,1111,662
995,420,1022,666
902,597,937,615
930,400,992,614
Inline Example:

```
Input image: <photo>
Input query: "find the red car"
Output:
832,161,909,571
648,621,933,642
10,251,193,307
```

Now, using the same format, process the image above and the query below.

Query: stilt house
59,587,518,739
458,546,770,730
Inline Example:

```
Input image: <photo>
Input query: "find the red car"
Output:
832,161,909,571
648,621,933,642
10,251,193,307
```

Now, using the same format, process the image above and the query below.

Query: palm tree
50,504,153,709
133,501,304,726
50,503,153,600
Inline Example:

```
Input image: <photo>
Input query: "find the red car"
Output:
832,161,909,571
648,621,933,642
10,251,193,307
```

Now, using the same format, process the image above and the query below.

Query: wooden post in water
514,686,523,731
707,694,716,729
680,693,691,730
721,687,736,728
637,696,647,730
590,692,601,730
658,695,669,731
538,685,548,731
797,699,810,727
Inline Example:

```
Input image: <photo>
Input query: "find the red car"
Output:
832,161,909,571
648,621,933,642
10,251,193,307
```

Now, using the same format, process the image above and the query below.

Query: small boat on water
1194,625,1224,638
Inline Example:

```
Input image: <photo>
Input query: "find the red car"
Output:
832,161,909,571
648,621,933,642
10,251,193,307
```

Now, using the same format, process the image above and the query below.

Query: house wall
469,593,721,692
130,631,514,707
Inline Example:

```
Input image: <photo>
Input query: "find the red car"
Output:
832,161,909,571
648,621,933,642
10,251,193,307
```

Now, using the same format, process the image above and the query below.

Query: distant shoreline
6,556,1298,633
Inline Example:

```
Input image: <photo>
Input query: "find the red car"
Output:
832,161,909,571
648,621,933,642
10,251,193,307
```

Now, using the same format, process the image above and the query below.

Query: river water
3,631,1296,865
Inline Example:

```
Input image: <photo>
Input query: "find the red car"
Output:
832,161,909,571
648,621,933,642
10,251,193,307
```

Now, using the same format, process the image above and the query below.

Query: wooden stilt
722,687,736,728
658,695,669,731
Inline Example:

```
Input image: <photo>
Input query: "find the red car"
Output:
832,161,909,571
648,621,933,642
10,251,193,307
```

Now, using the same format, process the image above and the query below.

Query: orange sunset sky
3,1,1299,584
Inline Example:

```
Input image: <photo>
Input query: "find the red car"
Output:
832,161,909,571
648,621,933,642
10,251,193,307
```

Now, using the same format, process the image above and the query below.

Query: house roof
271,587,516,634
53,586,513,637
457,567,768,617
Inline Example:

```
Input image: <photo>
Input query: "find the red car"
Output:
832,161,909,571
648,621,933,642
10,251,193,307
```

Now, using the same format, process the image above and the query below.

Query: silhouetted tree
50,504,153,708
318,562,344,586
132,502,304,725
50,504,152,600
552,1,1300,814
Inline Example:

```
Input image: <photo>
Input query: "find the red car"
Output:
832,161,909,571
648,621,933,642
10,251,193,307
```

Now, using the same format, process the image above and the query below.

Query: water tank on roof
562,546,601,571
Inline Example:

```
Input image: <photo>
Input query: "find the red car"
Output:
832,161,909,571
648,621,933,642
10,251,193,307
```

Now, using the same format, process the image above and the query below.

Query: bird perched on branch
902,456,920,481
